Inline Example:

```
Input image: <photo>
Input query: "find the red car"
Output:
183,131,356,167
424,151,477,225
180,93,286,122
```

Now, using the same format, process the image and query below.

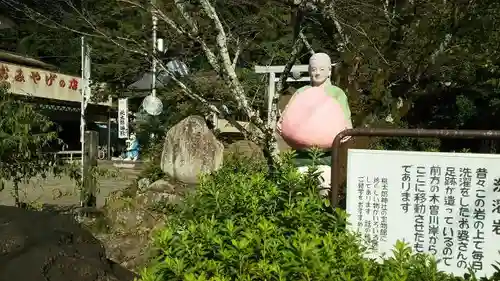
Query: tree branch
199,0,266,133
299,31,314,55
64,0,147,55
321,3,349,50
382,0,396,21
3,0,148,56
156,7,221,73
232,38,242,69
119,0,222,73
156,61,259,141
174,0,199,34
271,35,304,141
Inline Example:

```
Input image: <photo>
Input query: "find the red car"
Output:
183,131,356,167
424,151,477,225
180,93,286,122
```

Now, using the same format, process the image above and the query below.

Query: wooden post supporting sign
81,130,98,208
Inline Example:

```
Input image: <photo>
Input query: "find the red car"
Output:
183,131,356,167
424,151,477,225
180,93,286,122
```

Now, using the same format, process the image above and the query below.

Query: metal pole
151,0,157,98
80,36,85,200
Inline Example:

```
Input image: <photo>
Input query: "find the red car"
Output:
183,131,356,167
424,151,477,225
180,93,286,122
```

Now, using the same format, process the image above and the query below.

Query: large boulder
99,192,166,271
100,177,188,270
161,115,224,184
224,140,266,162
0,205,136,281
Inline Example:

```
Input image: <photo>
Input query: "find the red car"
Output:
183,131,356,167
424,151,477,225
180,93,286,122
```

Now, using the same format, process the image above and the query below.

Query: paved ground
0,161,142,208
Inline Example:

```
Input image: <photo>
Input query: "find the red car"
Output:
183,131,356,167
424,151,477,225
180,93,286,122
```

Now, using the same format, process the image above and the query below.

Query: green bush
138,162,166,183
121,162,166,198
139,152,499,281
0,85,64,206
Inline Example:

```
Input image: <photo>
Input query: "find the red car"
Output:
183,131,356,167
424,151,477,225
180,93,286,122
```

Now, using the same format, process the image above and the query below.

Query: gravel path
0,162,141,208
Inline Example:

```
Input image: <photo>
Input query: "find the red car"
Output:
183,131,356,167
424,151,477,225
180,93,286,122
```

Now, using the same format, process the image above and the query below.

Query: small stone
148,179,176,193
137,178,151,192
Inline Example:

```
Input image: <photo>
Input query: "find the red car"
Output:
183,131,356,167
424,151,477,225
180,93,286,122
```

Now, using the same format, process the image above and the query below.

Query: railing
52,145,108,162
54,150,82,163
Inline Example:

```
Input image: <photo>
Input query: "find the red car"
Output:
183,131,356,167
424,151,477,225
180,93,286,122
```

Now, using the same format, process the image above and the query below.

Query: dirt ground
0,162,141,208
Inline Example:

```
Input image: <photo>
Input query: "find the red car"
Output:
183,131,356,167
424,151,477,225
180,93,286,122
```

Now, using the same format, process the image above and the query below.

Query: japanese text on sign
0,61,112,106
118,98,129,139
347,149,500,277
0,62,78,90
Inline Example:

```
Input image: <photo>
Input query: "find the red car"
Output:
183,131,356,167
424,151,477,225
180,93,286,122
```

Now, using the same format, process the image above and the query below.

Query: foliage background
0,0,499,151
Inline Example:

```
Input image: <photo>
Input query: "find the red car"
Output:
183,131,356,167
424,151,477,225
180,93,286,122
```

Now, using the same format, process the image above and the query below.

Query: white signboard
347,149,500,277
118,98,129,139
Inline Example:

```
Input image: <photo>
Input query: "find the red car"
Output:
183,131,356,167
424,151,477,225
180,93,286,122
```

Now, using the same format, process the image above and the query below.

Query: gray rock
224,140,265,162
101,179,184,271
147,179,176,193
137,178,151,192
101,195,164,271
161,115,224,184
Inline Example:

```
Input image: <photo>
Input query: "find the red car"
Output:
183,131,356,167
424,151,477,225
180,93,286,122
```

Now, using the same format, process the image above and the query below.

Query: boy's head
309,53,331,86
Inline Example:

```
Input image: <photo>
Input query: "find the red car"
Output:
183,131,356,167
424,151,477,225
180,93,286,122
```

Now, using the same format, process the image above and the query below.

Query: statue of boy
297,52,352,127
288,53,353,196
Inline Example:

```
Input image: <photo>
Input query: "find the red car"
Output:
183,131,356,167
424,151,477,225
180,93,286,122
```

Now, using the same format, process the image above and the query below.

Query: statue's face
309,60,330,86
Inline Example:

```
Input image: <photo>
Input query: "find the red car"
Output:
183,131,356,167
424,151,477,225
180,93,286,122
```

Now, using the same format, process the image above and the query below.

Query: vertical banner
118,98,129,139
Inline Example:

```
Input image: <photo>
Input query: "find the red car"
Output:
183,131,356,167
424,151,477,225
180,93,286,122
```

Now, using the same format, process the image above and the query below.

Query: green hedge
138,153,500,281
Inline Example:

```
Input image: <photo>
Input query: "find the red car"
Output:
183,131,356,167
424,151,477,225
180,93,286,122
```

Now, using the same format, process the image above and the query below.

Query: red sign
68,78,78,90
14,69,25,82
0,65,9,80
45,73,57,86
30,71,41,84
